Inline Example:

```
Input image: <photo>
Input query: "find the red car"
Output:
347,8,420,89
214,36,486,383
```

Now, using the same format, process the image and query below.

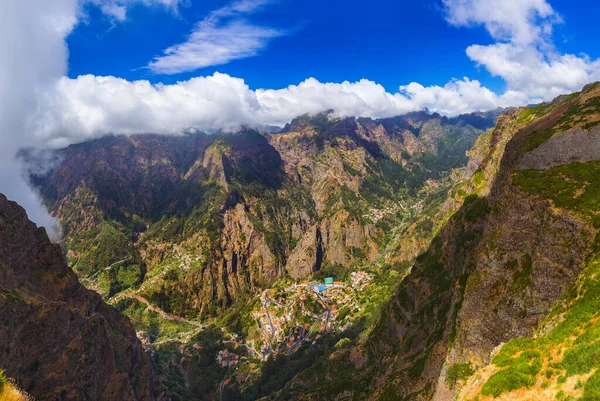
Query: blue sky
67,0,600,93
3,0,600,228
25,0,597,144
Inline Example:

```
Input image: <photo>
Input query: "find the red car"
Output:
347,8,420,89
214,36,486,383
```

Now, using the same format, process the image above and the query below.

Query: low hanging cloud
147,0,285,74
32,73,518,148
0,0,78,237
4,0,600,234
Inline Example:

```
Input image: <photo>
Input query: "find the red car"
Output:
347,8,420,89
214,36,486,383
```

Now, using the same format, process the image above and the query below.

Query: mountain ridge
0,193,168,401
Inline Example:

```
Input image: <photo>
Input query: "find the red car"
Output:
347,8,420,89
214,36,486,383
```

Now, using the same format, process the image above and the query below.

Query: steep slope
25,110,497,398
454,83,600,401
30,111,493,315
0,194,167,401
267,83,600,401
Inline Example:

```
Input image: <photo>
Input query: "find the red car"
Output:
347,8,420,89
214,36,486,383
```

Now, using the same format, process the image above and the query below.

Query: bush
481,346,542,397
446,363,474,386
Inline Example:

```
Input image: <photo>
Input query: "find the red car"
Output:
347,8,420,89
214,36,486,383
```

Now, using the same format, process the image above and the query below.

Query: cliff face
269,84,600,401
0,193,166,401
28,111,494,322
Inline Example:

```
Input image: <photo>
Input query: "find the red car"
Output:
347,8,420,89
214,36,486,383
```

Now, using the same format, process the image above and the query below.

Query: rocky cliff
22,110,498,399
266,83,600,401
28,111,493,319
0,193,167,401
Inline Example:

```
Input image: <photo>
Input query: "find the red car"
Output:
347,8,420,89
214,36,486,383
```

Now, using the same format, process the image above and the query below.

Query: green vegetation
511,254,533,291
0,370,6,394
150,328,226,400
446,363,474,386
114,297,196,342
515,100,565,126
582,372,600,401
313,262,350,282
481,341,542,397
520,91,600,153
514,161,600,222
461,194,490,223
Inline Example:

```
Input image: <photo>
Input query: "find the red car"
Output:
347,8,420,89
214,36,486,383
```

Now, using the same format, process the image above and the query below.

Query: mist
0,0,78,240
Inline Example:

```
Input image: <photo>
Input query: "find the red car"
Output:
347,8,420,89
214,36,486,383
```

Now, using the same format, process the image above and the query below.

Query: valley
26,110,495,399
3,2,600,401
11,85,600,400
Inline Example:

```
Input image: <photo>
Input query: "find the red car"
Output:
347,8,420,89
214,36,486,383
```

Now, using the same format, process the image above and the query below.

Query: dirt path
122,293,205,328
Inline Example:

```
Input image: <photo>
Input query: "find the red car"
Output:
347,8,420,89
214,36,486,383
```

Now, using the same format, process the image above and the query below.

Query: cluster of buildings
216,349,240,368
251,272,374,357
350,271,373,289
304,277,346,293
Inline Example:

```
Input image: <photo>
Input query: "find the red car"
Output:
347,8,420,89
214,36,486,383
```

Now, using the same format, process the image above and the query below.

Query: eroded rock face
517,126,600,170
29,112,494,318
0,193,166,401
286,224,323,280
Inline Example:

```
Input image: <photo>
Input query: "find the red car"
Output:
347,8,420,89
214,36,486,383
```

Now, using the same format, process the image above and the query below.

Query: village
251,271,374,359
123,267,375,391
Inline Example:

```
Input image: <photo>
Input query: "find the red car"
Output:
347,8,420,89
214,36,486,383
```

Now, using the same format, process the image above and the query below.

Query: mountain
26,110,497,398
265,83,600,400
18,82,600,401
0,193,167,401
30,110,492,312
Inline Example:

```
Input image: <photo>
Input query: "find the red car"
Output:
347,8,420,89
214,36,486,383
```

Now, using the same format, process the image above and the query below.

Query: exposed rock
0,193,166,401
201,145,230,190
286,224,323,280
518,126,600,170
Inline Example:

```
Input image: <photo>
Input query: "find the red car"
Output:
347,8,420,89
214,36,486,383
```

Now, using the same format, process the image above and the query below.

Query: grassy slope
0,371,28,401
462,85,600,400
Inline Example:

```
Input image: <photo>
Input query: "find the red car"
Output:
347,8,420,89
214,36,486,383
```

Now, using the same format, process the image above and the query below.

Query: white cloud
147,21,283,74
443,0,559,46
147,0,285,74
399,78,526,116
99,3,127,21
0,0,77,237
467,44,600,100
30,73,515,148
87,0,185,22
443,0,600,103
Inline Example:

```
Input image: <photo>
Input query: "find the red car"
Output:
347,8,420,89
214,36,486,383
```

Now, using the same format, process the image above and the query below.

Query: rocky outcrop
517,125,600,170
0,193,166,401
286,224,323,280
201,144,230,190
221,203,278,291
29,111,496,320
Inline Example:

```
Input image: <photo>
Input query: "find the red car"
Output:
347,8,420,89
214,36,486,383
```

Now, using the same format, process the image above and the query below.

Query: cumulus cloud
31,73,517,147
0,0,78,238
147,0,286,74
443,0,559,46
467,44,600,100
444,0,600,102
